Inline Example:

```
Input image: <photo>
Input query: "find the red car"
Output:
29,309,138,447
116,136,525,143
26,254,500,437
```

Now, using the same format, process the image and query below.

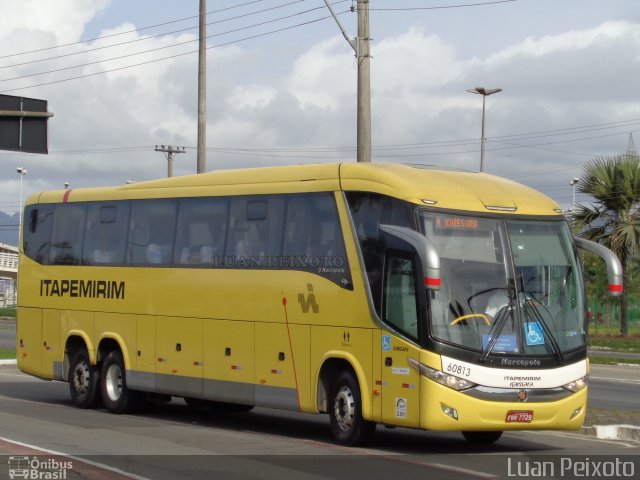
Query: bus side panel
286,324,311,412
155,316,203,398
203,319,255,405
61,310,96,362
255,322,299,410
16,307,44,378
131,315,156,392
42,309,62,380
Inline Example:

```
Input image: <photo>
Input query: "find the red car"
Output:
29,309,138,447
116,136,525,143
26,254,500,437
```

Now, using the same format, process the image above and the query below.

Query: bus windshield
420,212,585,356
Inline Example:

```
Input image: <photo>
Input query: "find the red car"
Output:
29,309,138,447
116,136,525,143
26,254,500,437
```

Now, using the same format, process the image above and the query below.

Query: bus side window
127,200,177,265
23,205,54,265
49,204,87,265
226,196,284,263
383,255,419,339
175,198,228,266
83,203,129,265
283,193,346,259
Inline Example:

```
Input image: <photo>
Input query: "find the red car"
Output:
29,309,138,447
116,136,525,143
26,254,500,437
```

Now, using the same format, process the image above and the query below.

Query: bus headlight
408,358,476,391
562,376,587,393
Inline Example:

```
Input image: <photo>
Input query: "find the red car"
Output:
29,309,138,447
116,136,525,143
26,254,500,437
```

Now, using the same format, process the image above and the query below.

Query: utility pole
155,145,186,177
356,0,371,162
197,0,206,173
323,0,371,162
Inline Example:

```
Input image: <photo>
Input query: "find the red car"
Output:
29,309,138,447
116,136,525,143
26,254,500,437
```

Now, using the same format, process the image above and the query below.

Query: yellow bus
17,163,622,446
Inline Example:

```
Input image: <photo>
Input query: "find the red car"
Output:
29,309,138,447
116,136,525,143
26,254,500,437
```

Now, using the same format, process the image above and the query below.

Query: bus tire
68,349,100,409
329,370,376,446
461,430,503,444
100,350,142,413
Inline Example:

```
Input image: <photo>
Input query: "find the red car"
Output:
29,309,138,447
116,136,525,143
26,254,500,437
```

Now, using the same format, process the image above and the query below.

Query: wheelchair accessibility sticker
382,335,391,352
524,322,545,346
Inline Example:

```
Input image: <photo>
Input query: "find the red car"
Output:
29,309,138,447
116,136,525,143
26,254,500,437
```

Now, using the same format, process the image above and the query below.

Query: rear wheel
329,370,376,446
100,350,143,413
461,430,503,444
68,349,100,408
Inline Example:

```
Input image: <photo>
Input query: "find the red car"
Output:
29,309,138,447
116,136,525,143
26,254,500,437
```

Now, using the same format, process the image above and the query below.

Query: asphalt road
0,364,638,480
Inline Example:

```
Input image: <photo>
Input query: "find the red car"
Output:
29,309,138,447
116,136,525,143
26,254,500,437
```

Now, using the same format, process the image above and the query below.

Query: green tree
572,155,640,335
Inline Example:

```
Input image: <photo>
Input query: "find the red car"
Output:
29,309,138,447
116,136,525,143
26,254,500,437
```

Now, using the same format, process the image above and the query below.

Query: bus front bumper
419,377,587,431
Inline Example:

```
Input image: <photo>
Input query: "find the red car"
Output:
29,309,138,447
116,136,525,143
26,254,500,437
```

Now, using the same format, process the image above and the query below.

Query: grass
589,356,640,365
0,308,16,318
0,347,16,360
588,333,640,353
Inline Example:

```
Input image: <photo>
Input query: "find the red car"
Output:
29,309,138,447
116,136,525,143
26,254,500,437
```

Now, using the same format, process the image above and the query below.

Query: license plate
506,410,533,423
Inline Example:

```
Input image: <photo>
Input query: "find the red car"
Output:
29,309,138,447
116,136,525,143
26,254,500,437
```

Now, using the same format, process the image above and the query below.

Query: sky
0,0,639,244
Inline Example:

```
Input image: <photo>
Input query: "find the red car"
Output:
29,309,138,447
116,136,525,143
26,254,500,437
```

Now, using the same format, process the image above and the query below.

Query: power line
0,2,343,85
0,0,267,60
0,0,318,71
370,0,517,11
0,11,345,93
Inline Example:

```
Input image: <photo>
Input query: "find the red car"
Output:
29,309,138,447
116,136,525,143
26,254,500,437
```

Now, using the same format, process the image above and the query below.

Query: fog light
569,406,583,420
441,403,458,420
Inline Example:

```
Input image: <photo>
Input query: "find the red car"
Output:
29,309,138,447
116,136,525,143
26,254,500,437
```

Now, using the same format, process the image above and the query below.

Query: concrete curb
0,359,17,366
594,424,640,441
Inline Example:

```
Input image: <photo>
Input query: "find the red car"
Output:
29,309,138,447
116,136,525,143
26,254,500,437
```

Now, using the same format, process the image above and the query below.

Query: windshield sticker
524,322,545,346
482,334,518,353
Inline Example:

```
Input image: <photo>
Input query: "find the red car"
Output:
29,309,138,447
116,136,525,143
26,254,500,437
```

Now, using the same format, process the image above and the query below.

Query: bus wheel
68,349,100,409
100,350,142,413
461,431,503,444
329,371,375,446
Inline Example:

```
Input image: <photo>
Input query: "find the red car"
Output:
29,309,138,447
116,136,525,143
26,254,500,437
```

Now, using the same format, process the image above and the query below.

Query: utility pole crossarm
322,0,356,52
155,145,186,178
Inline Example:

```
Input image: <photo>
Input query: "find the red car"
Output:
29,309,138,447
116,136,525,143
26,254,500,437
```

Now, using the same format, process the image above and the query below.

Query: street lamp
16,167,27,246
467,87,502,172
569,177,579,211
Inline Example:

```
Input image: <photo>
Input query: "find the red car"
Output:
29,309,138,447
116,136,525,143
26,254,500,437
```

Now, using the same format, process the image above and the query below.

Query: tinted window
83,203,130,265
225,196,285,264
24,204,54,264
49,204,86,265
283,193,351,287
127,200,177,265
384,255,419,339
175,198,228,266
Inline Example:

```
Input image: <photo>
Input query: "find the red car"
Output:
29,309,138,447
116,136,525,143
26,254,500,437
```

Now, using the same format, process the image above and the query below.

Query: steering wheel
450,313,491,326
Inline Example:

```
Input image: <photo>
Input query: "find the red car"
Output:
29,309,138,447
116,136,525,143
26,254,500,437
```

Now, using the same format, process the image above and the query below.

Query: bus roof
29,162,562,216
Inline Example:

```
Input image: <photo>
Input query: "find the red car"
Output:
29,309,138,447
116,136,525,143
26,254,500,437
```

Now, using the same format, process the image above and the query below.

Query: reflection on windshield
420,213,584,356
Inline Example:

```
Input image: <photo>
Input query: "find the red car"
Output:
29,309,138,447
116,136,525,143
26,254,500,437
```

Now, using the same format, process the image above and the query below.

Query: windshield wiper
519,271,565,364
479,304,512,363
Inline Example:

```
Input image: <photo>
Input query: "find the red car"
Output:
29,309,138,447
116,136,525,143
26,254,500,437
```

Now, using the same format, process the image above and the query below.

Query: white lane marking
590,375,640,385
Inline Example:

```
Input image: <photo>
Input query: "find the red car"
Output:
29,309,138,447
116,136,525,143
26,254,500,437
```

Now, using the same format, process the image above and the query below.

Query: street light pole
16,167,27,246
467,87,502,172
569,177,579,211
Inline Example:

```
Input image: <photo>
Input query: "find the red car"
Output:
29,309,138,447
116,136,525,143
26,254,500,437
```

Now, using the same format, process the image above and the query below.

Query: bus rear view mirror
380,224,441,291
574,237,623,297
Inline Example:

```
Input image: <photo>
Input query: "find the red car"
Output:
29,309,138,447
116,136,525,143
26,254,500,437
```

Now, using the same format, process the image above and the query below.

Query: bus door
380,254,422,427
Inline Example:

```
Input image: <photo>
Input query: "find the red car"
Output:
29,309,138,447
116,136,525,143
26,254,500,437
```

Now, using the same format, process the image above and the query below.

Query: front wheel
329,370,376,446
68,349,100,408
461,430,503,444
100,350,143,413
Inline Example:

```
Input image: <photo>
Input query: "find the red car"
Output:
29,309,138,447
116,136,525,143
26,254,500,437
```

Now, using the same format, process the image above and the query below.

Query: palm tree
572,155,640,335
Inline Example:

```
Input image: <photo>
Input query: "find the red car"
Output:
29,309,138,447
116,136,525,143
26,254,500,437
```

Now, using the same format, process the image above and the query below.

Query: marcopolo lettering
40,279,125,299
